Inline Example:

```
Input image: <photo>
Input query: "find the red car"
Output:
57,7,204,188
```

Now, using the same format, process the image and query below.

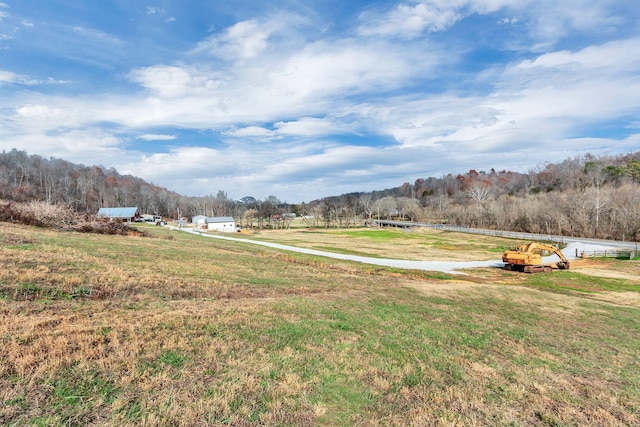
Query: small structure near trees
206,216,236,232
97,207,140,223
192,215,207,226
191,215,237,232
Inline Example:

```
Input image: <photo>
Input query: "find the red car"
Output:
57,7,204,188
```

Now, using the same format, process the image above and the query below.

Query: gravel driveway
172,227,625,274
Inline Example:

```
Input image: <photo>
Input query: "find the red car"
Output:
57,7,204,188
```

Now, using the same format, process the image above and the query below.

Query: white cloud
120,32,438,131
0,69,16,83
224,126,274,139
274,117,346,137
0,2,8,22
358,1,465,38
267,38,433,101
0,128,125,167
137,134,176,141
356,0,528,39
146,7,165,15
1,71,70,86
225,117,356,141
356,0,632,50
145,6,175,23
514,38,640,73
192,18,271,60
128,65,223,98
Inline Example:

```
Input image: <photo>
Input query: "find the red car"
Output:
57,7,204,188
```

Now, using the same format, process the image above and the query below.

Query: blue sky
1,1,639,202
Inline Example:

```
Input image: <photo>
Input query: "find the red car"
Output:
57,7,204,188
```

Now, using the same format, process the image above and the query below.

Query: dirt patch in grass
573,261,640,283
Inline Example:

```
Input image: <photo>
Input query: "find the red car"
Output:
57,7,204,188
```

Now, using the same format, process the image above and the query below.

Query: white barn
206,216,237,232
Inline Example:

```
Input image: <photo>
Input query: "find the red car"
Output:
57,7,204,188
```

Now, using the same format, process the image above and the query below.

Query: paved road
170,226,628,274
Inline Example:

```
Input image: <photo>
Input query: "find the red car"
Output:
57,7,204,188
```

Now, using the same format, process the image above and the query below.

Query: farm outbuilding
191,215,237,232
206,216,237,232
97,207,140,222
192,215,207,226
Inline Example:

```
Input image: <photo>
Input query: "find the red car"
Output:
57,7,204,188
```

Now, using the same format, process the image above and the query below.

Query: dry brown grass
1,222,639,426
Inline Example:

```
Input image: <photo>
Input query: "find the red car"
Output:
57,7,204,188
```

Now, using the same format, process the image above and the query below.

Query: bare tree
466,184,493,207
584,161,609,238
396,197,422,221
373,197,397,220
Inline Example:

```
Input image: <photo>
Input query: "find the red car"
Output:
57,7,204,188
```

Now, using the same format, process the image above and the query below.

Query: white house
206,216,237,232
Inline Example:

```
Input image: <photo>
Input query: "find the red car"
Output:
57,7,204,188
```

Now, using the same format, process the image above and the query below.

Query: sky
1,1,639,203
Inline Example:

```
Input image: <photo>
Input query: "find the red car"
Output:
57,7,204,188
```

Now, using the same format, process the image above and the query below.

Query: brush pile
0,200,136,235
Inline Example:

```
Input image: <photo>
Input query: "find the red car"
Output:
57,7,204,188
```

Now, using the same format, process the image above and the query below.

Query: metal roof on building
206,216,235,223
97,207,139,218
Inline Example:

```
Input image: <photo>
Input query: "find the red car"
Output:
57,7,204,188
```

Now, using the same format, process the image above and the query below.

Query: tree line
1,149,640,241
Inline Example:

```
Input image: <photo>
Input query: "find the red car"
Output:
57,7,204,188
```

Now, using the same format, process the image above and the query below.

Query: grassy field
233,227,518,261
1,222,639,426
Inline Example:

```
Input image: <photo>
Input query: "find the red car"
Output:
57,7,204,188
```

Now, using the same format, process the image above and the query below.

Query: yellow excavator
502,242,570,273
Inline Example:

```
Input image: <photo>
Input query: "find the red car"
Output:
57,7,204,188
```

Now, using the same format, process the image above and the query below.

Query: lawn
1,222,639,426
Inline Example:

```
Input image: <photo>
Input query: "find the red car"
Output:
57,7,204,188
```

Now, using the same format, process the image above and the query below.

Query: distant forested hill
311,151,640,240
0,149,183,216
2,148,640,240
